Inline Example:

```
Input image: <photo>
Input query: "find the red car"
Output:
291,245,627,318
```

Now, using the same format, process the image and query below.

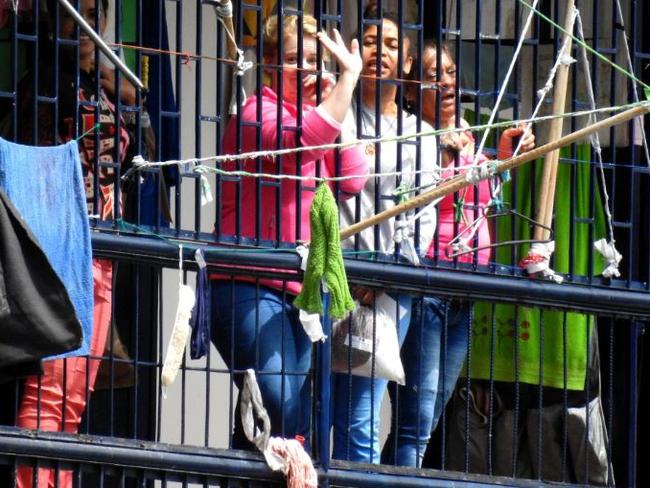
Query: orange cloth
16,259,113,488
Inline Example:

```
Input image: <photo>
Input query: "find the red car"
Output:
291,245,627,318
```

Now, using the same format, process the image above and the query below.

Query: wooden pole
532,0,576,242
339,104,650,242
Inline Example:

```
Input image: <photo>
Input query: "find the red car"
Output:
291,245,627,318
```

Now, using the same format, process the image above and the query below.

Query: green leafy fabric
469,144,606,390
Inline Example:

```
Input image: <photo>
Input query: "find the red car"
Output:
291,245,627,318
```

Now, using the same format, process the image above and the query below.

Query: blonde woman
212,14,367,448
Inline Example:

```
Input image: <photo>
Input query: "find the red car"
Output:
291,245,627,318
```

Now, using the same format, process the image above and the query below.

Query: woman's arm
497,123,535,160
315,29,362,123
335,144,368,197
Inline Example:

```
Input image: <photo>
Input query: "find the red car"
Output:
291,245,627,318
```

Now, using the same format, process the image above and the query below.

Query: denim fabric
382,296,470,467
331,293,412,463
0,138,93,358
210,282,312,449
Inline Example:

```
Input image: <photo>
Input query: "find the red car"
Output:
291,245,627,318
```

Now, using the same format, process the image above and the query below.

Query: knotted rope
241,370,318,488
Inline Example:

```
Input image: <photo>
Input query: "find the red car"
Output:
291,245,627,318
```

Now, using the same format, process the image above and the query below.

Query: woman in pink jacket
212,14,367,449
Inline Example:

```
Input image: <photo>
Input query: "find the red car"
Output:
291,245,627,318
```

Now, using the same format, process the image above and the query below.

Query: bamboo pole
532,0,576,242
339,103,650,242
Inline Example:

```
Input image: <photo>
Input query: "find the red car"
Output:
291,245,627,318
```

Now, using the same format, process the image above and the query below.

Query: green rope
294,184,355,319
518,0,650,91
76,123,101,141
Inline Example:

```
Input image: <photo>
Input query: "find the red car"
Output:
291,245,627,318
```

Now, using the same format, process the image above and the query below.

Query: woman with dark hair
332,5,439,464
382,40,535,468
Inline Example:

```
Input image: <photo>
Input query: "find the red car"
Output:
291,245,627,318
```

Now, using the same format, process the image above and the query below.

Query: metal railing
0,0,649,487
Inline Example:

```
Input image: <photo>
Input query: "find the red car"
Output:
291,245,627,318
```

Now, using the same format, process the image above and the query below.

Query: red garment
16,259,112,488
216,86,368,295
428,135,492,265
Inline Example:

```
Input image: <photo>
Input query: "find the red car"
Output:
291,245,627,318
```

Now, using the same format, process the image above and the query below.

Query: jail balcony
0,0,649,487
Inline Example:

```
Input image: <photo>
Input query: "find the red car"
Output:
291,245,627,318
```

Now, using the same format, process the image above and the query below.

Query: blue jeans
331,293,412,463
211,282,312,449
382,296,470,467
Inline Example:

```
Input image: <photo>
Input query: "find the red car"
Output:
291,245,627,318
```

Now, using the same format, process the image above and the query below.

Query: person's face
59,0,107,62
421,48,457,126
361,19,412,81
269,32,322,106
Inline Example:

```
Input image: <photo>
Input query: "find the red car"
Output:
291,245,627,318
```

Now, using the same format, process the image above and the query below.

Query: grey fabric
446,383,613,485
0,188,82,378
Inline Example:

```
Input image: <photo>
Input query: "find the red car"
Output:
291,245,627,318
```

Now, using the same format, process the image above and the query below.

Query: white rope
212,0,232,18
465,162,497,184
211,0,253,77
594,238,623,278
489,17,575,204
121,101,649,179
575,11,622,278
473,0,540,164
614,0,650,167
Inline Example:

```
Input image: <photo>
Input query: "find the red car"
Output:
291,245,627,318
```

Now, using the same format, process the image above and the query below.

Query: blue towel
0,138,93,358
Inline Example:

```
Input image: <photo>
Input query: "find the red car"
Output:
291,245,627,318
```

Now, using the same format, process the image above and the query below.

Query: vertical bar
113,0,124,225
195,0,204,236
627,320,640,487
173,0,184,234
317,294,332,487
274,0,285,247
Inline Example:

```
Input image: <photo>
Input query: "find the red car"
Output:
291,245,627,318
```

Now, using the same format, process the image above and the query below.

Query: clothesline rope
110,41,476,90
122,100,650,181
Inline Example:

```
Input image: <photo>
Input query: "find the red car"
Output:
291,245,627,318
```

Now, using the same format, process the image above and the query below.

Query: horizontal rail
91,231,650,318
0,427,585,488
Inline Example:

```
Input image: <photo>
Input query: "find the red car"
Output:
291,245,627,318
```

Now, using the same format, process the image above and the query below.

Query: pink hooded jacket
216,86,368,295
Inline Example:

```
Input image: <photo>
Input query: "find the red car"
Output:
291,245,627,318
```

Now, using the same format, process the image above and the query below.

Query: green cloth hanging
294,184,355,319
469,143,606,390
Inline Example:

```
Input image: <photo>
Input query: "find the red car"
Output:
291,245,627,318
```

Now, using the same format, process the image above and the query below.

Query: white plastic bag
331,293,406,385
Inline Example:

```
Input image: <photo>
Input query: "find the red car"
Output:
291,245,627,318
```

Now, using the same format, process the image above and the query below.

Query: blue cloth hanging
140,0,179,227
190,249,211,359
0,138,93,358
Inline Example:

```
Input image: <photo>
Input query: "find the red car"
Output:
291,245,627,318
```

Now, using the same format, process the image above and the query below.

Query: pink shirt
216,86,368,294
427,132,492,265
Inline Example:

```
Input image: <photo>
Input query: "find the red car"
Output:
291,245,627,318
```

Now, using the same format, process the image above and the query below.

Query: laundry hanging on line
0,186,82,380
0,137,94,359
